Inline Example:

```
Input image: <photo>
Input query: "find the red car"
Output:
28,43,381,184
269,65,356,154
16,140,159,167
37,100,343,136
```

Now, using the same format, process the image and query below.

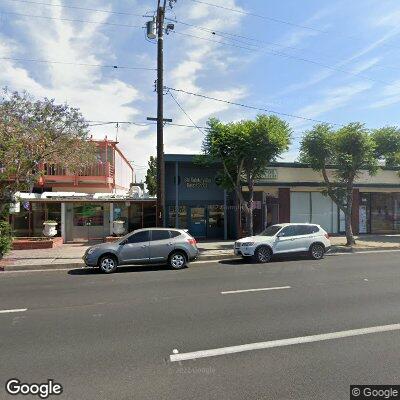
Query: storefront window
208,205,224,228
113,202,129,224
73,204,104,226
168,206,187,228
143,203,157,228
12,201,30,237
371,193,397,233
47,203,61,236
31,202,45,236
129,203,143,231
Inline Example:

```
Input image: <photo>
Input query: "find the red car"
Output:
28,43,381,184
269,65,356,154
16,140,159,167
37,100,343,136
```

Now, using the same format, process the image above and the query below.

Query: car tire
168,251,187,270
253,246,272,263
98,255,118,274
309,243,325,260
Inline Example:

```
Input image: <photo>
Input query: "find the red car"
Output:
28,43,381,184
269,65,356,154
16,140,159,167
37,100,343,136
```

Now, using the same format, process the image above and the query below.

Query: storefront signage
184,177,212,189
264,169,278,180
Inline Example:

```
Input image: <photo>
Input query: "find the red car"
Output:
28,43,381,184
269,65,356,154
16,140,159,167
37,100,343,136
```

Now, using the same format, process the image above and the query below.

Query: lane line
0,308,27,314
170,323,400,362
221,286,291,295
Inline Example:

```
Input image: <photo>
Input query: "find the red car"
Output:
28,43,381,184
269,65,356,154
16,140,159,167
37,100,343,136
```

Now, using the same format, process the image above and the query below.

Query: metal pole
156,1,166,227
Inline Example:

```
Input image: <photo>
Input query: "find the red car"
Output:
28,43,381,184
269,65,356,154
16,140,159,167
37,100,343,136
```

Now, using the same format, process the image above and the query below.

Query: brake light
187,238,197,246
325,233,330,239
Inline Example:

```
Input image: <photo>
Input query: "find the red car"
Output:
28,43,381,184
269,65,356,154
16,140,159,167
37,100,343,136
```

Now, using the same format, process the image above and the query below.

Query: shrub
0,221,12,258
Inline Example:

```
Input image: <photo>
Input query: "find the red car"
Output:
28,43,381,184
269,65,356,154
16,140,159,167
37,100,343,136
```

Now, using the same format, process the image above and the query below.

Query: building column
109,203,114,235
61,203,66,243
352,189,360,234
175,161,179,228
278,188,290,223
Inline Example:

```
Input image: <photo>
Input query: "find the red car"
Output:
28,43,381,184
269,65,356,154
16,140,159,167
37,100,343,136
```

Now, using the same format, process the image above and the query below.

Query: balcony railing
43,162,113,178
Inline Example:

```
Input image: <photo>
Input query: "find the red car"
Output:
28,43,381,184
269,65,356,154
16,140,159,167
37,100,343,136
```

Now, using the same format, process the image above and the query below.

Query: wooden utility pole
156,0,167,227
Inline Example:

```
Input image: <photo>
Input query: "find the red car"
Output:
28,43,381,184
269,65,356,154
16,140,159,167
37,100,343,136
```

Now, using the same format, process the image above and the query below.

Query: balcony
41,162,115,189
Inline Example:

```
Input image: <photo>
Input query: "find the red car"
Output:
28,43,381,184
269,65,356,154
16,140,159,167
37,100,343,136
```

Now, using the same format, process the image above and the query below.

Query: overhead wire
0,57,156,70
5,0,144,17
165,86,343,126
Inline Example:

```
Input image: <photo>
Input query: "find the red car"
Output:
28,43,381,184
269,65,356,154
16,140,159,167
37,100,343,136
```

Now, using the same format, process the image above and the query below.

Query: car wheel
254,246,272,263
310,243,325,260
168,251,187,270
99,255,118,273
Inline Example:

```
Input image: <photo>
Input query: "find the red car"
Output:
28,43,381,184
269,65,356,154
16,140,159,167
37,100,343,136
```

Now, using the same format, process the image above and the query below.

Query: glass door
190,207,206,238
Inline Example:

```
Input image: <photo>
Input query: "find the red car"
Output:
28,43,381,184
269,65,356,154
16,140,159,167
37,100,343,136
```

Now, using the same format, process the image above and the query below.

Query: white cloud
290,81,373,130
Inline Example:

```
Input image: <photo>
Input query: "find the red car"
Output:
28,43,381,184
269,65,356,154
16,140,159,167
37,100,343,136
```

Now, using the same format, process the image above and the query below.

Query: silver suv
83,228,199,273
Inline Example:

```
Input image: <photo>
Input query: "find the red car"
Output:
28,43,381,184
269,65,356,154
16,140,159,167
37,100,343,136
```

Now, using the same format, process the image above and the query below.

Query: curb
1,246,400,272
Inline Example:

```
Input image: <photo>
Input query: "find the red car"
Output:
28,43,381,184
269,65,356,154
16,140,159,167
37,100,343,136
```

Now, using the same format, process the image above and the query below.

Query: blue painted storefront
164,154,237,239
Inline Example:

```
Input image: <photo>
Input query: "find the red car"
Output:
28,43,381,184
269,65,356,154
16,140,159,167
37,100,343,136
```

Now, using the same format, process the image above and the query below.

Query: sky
1,0,400,181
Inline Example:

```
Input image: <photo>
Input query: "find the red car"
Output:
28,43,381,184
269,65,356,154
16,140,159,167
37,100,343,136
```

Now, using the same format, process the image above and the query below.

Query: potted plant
43,220,58,237
112,219,126,236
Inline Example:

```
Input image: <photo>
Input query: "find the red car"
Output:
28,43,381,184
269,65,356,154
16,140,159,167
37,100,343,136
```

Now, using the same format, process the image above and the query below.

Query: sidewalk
1,235,399,271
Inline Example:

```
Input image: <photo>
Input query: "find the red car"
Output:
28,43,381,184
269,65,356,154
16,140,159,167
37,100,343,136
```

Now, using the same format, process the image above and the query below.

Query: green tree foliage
0,220,12,258
372,126,400,168
145,156,157,197
201,115,291,235
300,122,383,245
0,89,97,215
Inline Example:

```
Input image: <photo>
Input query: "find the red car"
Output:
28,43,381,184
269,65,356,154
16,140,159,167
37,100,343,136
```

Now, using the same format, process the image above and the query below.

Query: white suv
234,223,331,263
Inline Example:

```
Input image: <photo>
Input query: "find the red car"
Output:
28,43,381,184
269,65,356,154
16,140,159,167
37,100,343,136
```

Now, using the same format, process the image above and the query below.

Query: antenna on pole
115,122,119,142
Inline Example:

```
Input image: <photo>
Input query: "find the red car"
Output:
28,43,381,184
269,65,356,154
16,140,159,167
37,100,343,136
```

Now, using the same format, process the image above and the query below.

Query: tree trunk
245,174,254,236
345,185,356,246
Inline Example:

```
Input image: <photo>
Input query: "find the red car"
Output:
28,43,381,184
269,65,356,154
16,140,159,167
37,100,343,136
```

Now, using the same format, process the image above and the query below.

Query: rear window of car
300,225,319,234
169,230,182,238
151,230,171,241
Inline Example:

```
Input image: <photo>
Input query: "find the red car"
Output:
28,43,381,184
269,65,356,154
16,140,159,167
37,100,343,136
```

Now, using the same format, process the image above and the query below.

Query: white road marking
0,308,27,314
221,286,291,295
170,323,400,362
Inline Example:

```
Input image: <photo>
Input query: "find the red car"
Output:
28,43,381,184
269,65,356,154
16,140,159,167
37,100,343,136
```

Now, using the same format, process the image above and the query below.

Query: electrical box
146,20,157,40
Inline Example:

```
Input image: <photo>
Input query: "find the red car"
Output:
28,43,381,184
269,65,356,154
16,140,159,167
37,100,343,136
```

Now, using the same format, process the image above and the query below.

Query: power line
0,57,156,70
166,86,342,126
169,91,206,135
174,30,399,89
5,0,144,17
187,0,400,54
87,119,209,130
0,11,144,29
187,0,326,33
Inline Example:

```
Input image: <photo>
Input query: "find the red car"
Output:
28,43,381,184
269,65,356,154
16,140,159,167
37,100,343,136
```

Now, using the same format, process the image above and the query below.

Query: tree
372,126,400,168
201,115,291,236
145,156,157,196
299,123,379,246
0,89,97,216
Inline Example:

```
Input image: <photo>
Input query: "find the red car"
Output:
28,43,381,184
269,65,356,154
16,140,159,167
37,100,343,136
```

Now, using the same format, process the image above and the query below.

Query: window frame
150,230,171,241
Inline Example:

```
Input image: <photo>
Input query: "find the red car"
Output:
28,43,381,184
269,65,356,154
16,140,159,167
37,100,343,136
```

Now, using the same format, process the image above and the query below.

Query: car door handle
141,245,148,248
167,243,173,246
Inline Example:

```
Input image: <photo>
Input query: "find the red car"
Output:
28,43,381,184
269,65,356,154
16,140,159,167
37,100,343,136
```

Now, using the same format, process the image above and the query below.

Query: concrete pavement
1,252,400,399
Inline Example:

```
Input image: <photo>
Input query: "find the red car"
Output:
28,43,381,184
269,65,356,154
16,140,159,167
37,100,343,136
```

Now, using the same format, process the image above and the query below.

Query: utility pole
156,0,166,227
146,1,175,226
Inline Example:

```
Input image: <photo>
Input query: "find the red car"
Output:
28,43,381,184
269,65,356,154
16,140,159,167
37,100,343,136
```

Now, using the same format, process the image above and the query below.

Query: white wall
290,192,338,233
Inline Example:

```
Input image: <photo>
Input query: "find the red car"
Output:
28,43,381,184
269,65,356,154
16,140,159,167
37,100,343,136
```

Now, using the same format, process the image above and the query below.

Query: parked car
83,228,199,273
234,223,331,263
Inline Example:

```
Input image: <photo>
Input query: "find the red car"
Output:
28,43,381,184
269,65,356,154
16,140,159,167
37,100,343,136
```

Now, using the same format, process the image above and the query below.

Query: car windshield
260,225,282,236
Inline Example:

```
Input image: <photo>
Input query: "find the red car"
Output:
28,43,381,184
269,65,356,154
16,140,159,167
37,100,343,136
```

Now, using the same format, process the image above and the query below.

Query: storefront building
10,193,157,243
165,154,400,239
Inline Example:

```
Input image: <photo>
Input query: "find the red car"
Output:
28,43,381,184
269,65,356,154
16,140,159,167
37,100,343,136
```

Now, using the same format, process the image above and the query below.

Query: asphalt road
1,251,400,400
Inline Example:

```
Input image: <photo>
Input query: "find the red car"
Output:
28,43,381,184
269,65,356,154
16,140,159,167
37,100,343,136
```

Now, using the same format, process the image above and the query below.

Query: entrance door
190,207,206,238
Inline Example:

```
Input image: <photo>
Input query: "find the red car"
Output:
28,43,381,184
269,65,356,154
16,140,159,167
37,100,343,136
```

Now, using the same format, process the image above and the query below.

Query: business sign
184,177,212,189
264,169,278,180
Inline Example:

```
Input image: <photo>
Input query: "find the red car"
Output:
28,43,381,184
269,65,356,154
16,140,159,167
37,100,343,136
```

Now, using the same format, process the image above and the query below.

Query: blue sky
1,0,400,180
